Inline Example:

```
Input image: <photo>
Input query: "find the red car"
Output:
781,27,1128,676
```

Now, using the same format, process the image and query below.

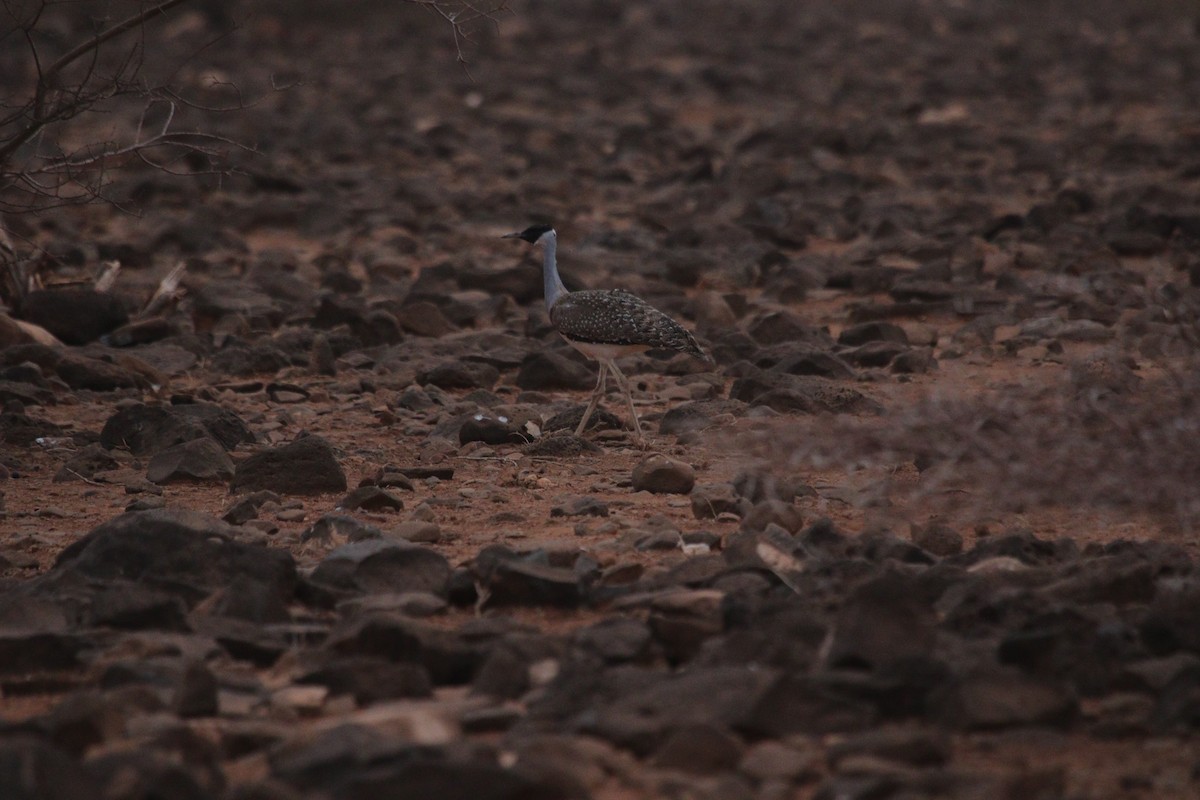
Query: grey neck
541,231,568,312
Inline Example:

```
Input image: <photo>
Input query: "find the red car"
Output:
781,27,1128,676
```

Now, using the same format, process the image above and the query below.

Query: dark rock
173,402,256,450
1141,578,1200,655
419,361,499,390
998,608,1136,696
231,435,348,496
1148,663,1200,732
769,347,856,379
207,573,292,623
397,300,457,337
822,571,937,671
0,410,61,448
338,486,405,513
100,403,208,456
222,490,282,525
19,289,128,345
0,632,84,674
87,583,188,630
482,560,585,608
311,540,450,596
42,687,164,756
631,454,696,494
146,437,235,484
324,612,483,685
0,378,51,407
54,353,146,391
0,735,95,800
516,352,595,391
174,660,219,717
100,402,251,456
544,665,776,756
575,618,656,664
53,509,296,604
746,311,832,347
330,758,568,800
738,673,876,738
53,442,119,482
471,634,566,699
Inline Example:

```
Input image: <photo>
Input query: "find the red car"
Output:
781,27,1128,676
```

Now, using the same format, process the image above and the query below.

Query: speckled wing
550,289,706,358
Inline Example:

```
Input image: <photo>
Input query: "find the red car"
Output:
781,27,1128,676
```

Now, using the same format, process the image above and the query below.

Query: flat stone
311,540,451,597
231,435,347,496
53,509,296,603
146,437,235,484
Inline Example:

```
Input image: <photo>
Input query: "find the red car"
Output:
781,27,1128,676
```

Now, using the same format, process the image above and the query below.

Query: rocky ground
3,1,1200,798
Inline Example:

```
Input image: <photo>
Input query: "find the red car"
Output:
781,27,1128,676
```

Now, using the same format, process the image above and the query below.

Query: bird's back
550,289,706,358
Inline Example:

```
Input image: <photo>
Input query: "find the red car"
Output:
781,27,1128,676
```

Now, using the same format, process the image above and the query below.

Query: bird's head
502,224,556,245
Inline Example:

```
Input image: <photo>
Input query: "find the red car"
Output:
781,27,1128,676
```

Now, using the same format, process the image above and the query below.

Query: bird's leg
575,361,608,436
607,361,644,442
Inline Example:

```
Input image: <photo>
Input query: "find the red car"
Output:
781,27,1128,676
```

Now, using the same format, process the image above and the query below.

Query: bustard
503,224,706,440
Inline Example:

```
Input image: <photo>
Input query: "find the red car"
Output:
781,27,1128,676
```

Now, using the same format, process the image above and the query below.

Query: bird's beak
501,232,521,239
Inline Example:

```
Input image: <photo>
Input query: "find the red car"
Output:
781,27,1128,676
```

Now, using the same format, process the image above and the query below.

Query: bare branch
42,0,193,86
